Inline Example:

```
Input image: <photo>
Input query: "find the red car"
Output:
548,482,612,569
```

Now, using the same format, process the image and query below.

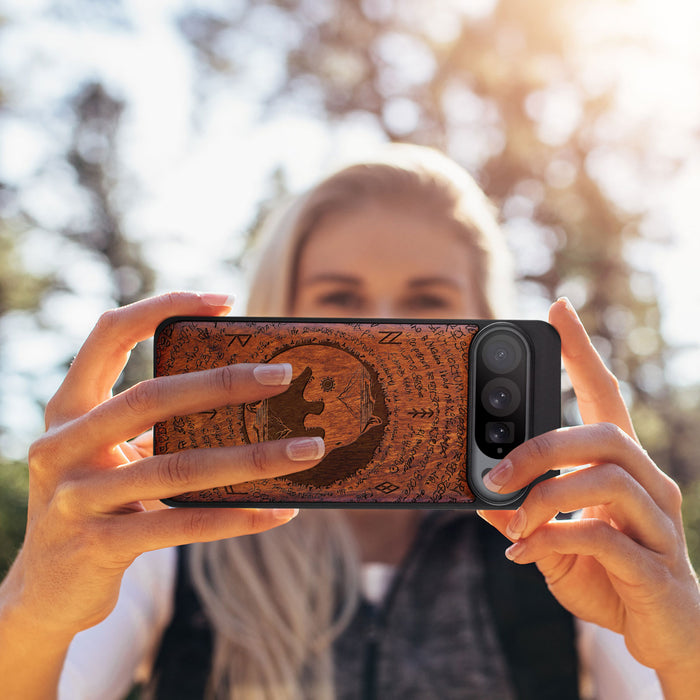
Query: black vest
148,514,579,699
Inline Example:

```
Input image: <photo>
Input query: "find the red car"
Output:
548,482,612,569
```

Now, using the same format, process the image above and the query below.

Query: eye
315,290,365,311
403,294,452,312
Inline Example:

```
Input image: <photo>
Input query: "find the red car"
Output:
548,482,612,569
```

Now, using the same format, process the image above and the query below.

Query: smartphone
153,317,560,509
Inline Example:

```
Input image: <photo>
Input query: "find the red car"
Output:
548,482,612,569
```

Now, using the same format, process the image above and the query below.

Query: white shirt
59,548,176,700
59,548,663,700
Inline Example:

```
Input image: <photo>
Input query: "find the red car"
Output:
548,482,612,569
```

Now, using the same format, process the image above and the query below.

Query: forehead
298,202,472,280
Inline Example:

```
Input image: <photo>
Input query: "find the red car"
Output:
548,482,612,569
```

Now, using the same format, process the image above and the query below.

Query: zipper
362,602,381,700
358,512,457,698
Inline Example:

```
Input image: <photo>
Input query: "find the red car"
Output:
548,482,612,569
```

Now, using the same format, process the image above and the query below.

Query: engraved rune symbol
409,408,435,418
226,333,252,347
375,481,399,494
378,331,403,344
223,485,247,495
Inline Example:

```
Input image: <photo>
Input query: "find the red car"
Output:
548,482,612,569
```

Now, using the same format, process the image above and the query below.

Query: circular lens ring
481,377,521,417
486,421,514,444
482,333,523,374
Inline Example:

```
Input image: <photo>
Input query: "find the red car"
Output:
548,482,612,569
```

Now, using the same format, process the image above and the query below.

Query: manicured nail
199,293,236,309
505,541,527,561
557,296,578,319
506,509,527,540
286,437,325,462
483,460,512,493
273,508,299,521
254,363,293,386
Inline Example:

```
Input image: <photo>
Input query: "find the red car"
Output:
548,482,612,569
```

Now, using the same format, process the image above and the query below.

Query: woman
0,145,698,699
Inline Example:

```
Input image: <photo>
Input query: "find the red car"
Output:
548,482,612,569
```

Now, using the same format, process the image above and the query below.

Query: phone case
153,317,560,508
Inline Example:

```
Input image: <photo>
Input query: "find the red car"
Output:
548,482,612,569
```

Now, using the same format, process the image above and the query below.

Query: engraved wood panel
153,319,479,505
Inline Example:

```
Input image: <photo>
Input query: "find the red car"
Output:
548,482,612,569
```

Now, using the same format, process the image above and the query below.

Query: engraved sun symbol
320,376,336,392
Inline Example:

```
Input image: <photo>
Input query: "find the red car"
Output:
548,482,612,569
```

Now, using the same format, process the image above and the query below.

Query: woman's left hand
478,298,700,696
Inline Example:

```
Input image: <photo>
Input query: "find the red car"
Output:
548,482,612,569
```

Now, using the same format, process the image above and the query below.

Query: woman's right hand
1,292,324,642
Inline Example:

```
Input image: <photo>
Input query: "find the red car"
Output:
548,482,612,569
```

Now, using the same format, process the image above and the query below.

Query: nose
368,300,400,319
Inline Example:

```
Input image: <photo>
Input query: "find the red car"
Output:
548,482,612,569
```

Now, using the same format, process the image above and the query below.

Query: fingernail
286,437,325,462
254,363,293,386
505,541,527,561
557,296,578,319
199,293,236,309
506,509,527,540
273,508,299,521
483,460,512,493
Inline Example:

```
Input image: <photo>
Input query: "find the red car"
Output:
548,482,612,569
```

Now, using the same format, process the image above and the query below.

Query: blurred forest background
1,0,700,574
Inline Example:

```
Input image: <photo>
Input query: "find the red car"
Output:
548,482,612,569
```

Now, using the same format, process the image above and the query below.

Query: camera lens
486,421,514,444
482,334,523,374
489,387,510,410
481,378,521,417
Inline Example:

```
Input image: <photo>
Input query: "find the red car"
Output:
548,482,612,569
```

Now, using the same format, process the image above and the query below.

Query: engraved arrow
409,408,434,418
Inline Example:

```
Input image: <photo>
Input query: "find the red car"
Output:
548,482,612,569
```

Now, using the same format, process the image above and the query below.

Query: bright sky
1,0,699,456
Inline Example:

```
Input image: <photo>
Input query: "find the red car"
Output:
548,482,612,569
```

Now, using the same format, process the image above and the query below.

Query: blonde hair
189,512,359,700
246,143,514,318
188,144,514,699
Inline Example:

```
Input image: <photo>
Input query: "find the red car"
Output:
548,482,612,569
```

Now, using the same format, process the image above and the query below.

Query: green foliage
0,460,28,577
0,223,54,316
682,479,700,572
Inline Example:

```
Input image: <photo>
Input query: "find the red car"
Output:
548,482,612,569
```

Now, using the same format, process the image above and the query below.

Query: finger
88,437,326,507
47,292,235,423
503,517,663,588
119,441,144,463
120,431,153,462
476,509,516,540
483,423,681,515
65,362,294,454
504,464,676,554
548,298,636,439
109,506,301,557
128,430,153,459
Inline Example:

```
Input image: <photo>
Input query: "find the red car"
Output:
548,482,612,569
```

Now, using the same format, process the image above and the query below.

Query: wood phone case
153,317,560,508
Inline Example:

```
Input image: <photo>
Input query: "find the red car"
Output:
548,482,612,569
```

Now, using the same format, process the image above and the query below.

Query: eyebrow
302,273,362,286
301,274,462,289
407,277,462,290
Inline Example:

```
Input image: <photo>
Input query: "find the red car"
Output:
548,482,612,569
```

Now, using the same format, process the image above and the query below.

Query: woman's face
293,202,485,318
